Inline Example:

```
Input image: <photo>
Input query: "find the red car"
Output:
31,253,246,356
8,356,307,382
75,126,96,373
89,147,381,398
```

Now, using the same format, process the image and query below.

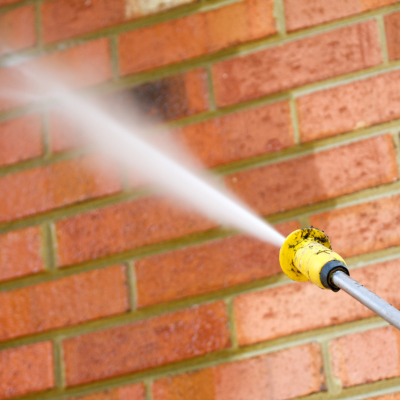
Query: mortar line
52,337,65,389
319,340,342,395
42,222,57,271
41,110,52,158
225,297,239,349
391,130,400,177
298,215,311,228
377,14,390,64
206,65,217,111
127,261,138,311
34,0,44,50
109,35,120,82
274,0,287,36
289,96,300,144
145,379,154,400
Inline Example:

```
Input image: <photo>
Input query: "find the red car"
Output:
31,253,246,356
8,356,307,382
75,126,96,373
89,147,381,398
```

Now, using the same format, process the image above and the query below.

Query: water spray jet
280,227,400,330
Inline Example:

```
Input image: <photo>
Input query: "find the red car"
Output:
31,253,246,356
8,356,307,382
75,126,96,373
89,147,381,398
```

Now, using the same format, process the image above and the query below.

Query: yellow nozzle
279,227,349,291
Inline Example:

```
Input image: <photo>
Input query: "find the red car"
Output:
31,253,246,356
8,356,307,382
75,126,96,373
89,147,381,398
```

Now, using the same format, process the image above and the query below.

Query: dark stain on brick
104,75,190,122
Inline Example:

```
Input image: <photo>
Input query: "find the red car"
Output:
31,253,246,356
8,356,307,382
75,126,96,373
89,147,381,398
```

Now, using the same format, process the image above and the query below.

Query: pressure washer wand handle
332,271,400,330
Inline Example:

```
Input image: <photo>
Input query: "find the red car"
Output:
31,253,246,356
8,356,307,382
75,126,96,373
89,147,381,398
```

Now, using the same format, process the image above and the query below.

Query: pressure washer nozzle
279,227,349,291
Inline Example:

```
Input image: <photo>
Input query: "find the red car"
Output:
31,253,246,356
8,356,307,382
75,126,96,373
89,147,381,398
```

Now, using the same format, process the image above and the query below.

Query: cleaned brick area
0,342,54,400
225,134,398,216
0,155,122,223
0,5,36,56
153,343,325,400
176,101,294,167
0,227,43,282
0,115,42,167
0,265,129,341
119,0,276,75
56,196,216,266
212,21,382,107
135,221,299,307
63,302,230,386
0,39,112,112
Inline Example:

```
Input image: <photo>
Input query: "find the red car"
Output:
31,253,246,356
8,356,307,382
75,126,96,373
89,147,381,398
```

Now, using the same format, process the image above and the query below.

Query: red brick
234,258,400,344
0,39,112,112
0,342,54,400
225,134,398,216
63,302,230,386
0,115,42,167
175,101,294,168
0,154,122,223
42,0,197,44
298,71,400,142
0,265,129,341
310,194,400,258
0,5,36,56
385,11,400,60
56,196,216,267
284,0,399,32
135,221,299,308
153,343,325,400
0,226,43,282
330,327,400,387
119,0,276,75
69,383,145,400
213,21,381,107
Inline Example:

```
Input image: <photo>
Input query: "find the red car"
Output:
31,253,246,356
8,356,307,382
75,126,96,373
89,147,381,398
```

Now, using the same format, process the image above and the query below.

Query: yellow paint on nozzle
279,227,348,291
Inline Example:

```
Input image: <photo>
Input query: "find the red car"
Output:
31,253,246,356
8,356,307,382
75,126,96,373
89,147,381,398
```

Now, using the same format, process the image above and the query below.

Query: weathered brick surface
106,69,209,123
234,258,400,344
284,0,399,31
0,115,42,167
385,11,400,60
0,227,43,282
119,0,276,75
225,135,398,216
330,327,400,387
63,302,230,386
175,101,294,168
153,343,325,400
68,384,146,400
0,5,36,56
135,221,299,308
56,196,216,266
0,342,54,400
0,265,129,341
0,39,112,112
42,0,196,44
310,194,400,258
0,155,122,223
212,21,381,107
297,71,400,142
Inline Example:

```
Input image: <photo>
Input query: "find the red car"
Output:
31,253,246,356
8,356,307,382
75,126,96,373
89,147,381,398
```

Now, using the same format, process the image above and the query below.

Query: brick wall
2,1,400,400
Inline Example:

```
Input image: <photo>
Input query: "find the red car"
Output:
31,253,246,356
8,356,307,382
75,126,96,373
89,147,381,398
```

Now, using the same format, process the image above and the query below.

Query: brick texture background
1,1,400,400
